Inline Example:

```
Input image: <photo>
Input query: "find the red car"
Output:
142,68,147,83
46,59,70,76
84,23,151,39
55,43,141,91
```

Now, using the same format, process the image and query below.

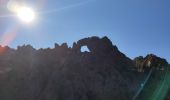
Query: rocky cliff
0,36,168,100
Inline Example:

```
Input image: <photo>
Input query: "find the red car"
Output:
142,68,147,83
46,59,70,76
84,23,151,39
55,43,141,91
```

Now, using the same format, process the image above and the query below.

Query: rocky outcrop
134,54,168,72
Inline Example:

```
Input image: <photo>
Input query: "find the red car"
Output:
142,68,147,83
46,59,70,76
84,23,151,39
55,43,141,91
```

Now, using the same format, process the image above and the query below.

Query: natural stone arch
72,36,116,55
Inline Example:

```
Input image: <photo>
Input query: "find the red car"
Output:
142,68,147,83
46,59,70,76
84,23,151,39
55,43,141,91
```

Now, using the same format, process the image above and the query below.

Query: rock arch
72,36,115,55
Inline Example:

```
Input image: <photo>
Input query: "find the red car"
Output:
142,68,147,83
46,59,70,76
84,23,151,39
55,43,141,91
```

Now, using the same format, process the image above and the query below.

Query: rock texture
0,36,168,100
134,54,168,72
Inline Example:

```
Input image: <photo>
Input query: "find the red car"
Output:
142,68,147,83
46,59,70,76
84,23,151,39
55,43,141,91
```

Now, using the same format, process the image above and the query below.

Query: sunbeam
38,0,96,15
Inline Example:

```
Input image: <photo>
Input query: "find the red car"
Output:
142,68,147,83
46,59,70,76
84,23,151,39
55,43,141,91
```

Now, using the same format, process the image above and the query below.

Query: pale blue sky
0,0,170,62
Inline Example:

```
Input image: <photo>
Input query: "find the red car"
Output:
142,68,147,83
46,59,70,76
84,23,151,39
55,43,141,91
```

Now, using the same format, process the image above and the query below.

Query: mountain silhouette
0,36,169,100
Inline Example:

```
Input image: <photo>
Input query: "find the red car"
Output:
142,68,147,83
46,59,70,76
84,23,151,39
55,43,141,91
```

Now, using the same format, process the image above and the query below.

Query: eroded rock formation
0,36,168,100
134,54,168,72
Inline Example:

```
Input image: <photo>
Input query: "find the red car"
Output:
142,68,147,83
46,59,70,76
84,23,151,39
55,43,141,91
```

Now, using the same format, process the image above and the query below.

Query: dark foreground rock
0,36,168,100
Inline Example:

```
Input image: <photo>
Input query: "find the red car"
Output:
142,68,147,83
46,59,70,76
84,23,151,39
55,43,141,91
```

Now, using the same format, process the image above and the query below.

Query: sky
0,0,170,62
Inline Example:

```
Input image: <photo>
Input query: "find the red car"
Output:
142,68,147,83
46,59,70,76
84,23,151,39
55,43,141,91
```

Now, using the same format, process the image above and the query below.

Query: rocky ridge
0,36,168,100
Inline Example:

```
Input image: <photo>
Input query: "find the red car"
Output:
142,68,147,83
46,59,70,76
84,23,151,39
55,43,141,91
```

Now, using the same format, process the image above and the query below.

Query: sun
16,6,35,23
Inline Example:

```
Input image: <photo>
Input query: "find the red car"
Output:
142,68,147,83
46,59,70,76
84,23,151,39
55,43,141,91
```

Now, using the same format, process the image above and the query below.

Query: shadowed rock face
0,36,168,100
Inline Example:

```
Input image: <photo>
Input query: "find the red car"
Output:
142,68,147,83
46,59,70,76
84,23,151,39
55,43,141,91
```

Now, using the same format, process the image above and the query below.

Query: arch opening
81,46,90,52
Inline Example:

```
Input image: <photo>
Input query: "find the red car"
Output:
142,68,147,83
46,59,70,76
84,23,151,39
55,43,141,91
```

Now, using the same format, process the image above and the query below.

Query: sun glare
16,7,35,23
